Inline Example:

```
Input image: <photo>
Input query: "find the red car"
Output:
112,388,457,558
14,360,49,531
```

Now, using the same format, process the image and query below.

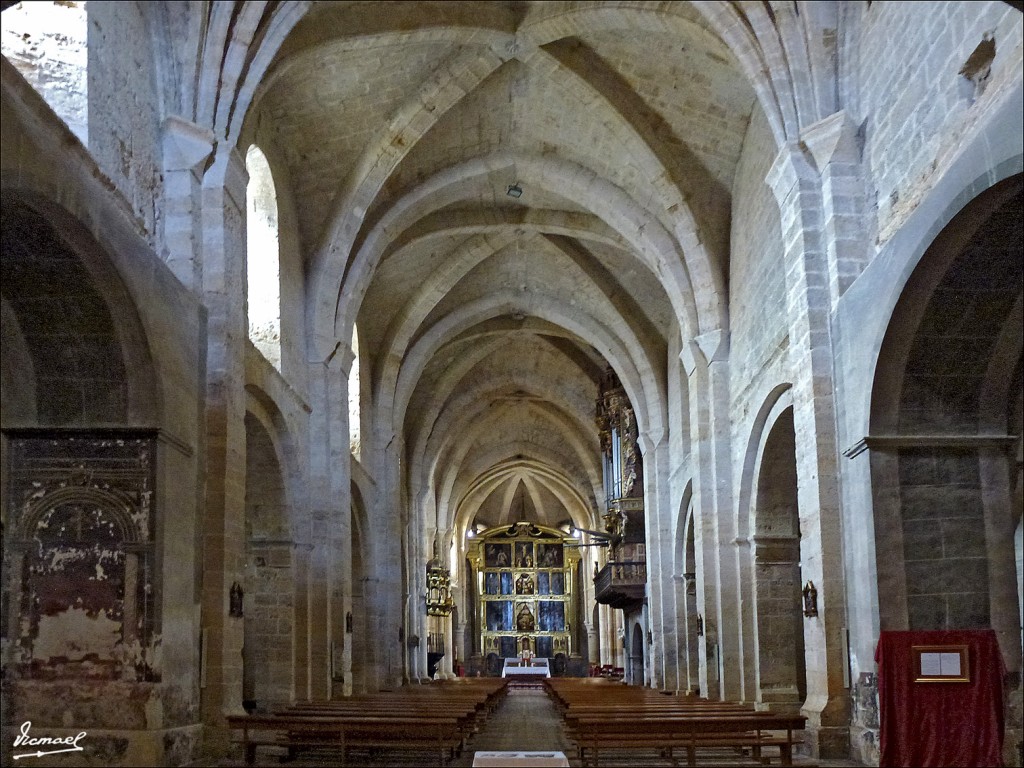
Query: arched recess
0,195,159,427
243,409,294,708
675,492,700,693
1,195,161,686
751,405,806,714
630,622,645,686
869,175,1022,655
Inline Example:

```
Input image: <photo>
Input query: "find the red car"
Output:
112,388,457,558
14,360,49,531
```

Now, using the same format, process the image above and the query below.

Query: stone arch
750,403,806,714
453,459,596,536
418,379,602,514
0,193,159,427
316,152,713,364
386,291,660,443
243,408,295,707
869,175,1022,645
674,486,700,692
736,383,794,701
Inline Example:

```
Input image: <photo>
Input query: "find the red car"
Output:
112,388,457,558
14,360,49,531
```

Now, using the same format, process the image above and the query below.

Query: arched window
1,1,88,144
349,325,361,456
245,145,281,369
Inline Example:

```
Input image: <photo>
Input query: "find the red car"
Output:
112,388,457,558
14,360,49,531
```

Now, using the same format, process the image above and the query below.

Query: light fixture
568,524,613,540
506,182,523,198
566,523,611,547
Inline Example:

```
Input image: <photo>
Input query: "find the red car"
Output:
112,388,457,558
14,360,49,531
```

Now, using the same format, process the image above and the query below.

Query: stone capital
800,110,861,172
162,115,215,173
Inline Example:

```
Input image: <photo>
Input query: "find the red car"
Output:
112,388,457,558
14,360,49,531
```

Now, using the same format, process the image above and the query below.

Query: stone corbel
800,110,861,173
162,115,215,174
680,329,729,375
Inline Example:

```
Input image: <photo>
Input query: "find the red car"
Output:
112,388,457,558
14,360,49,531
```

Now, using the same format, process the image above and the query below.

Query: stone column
161,116,214,290
682,331,740,700
641,433,678,690
365,421,405,690
681,573,700,691
199,146,249,737
307,345,353,698
453,617,467,677
767,138,852,758
585,620,599,668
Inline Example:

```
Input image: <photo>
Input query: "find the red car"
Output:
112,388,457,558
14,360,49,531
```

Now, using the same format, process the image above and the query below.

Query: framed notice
912,645,970,683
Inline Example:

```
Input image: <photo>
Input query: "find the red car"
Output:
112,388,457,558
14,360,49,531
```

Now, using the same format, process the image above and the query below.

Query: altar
501,657,551,678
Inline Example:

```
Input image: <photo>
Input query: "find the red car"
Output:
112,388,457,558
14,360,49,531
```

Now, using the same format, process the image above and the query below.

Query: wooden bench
226,712,466,766
544,681,804,767
284,700,483,737
565,712,805,767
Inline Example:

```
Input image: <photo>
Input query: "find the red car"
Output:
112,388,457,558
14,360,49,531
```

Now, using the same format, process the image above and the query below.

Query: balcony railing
593,560,646,609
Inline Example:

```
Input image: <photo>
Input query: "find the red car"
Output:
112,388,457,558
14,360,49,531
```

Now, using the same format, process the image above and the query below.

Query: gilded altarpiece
469,523,578,660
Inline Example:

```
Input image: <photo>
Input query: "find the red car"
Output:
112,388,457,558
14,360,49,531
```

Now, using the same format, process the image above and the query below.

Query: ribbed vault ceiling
242,1,757,537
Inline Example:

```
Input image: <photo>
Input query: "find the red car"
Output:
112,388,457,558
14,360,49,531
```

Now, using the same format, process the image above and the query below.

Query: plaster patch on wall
33,606,121,662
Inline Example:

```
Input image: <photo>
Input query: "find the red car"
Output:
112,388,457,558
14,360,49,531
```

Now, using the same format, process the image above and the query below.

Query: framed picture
912,645,970,683
485,543,511,568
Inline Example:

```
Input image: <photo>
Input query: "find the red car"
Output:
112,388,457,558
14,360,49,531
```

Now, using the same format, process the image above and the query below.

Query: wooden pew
228,680,507,765
566,711,806,767
544,679,805,767
227,712,466,766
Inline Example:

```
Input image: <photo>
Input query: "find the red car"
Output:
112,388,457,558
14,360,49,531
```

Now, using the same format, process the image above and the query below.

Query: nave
1,3,1021,766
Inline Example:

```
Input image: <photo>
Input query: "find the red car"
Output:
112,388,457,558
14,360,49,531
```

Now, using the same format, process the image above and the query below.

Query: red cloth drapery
875,629,1005,767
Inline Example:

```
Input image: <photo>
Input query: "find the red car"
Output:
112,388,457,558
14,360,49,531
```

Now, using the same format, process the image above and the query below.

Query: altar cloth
472,751,569,767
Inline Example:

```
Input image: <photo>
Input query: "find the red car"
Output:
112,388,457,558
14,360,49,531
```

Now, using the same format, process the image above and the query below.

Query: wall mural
2,433,158,682
470,522,577,663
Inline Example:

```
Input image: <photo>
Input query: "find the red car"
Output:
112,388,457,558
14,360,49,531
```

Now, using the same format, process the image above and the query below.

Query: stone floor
451,684,575,764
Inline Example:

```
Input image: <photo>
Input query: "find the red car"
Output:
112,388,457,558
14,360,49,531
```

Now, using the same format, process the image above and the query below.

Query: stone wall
0,1,87,144
897,448,990,629
856,1,1022,247
87,2,163,244
1,57,207,766
728,104,787,407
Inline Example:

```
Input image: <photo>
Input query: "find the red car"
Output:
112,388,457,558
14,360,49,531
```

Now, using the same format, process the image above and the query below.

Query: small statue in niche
229,581,244,618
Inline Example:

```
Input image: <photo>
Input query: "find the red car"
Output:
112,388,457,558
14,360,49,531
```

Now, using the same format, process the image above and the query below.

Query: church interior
0,1,1021,766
